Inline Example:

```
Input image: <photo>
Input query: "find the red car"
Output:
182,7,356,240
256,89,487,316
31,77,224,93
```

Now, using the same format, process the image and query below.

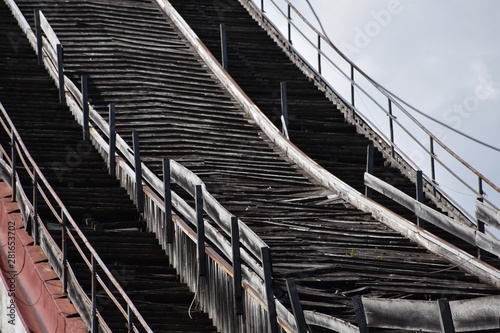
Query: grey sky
277,0,500,216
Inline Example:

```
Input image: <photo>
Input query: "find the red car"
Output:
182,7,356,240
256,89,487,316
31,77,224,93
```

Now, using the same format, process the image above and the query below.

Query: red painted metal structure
0,182,86,333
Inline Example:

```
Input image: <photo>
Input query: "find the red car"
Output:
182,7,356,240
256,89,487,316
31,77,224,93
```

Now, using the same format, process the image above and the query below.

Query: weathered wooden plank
476,200,500,230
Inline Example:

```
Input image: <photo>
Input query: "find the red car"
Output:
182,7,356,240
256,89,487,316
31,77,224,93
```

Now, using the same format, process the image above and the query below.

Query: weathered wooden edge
303,311,359,333
476,200,500,230
39,10,61,49
153,0,500,294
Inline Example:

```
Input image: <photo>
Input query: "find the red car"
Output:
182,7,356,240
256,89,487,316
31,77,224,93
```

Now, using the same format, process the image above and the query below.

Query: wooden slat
476,200,500,230
39,11,60,50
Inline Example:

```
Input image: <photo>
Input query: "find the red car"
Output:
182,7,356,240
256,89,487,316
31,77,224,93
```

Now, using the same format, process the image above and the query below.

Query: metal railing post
127,304,134,333
365,144,374,198
437,298,456,333
231,217,243,315
132,131,144,213
287,3,292,43
350,65,355,107
261,246,278,333
108,104,116,178
220,23,228,71
163,158,173,244
286,279,307,333
280,81,289,139
34,9,42,65
388,99,395,157
261,0,264,12
82,75,89,140
11,132,17,202
317,35,322,74
477,177,485,259
430,136,436,193
91,255,98,333
62,210,68,294
33,170,39,245
56,44,65,104
195,185,206,277
416,170,426,228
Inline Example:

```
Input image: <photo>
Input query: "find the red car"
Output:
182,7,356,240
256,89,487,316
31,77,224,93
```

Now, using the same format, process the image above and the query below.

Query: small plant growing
346,249,358,257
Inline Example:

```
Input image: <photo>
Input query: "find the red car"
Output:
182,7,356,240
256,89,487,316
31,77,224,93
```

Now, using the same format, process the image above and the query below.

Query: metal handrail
0,103,151,332
249,0,500,216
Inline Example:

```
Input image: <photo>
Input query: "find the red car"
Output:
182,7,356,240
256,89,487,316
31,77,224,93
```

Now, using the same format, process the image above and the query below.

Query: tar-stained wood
3,0,500,332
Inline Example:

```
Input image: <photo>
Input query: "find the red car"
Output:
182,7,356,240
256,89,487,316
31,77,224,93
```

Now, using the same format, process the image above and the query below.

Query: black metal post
287,4,292,43
132,131,144,213
62,210,68,294
351,65,355,107
281,81,289,138
163,158,173,244
33,171,39,245
365,144,374,198
317,35,322,74
82,75,89,141
196,185,206,277
261,247,278,333
477,177,485,259
430,136,436,194
11,133,16,202
57,44,65,104
388,99,395,157
91,255,98,333
286,279,307,333
231,217,243,315
127,304,134,333
34,9,42,65
220,23,228,71
108,104,116,178
352,295,369,333
416,170,426,228
437,298,456,333
261,0,264,12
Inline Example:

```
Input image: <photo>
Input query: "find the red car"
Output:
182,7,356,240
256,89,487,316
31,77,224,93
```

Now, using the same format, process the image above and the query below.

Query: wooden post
220,23,228,71
108,104,116,178
33,171,39,245
416,170,426,228
196,185,206,277
57,44,65,104
34,9,42,65
82,75,89,141
286,279,307,333
281,81,289,139
231,217,243,315
11,132,16,202
437,298,455,333
132,131,144,213
365,144,374,198
261,247,278,333
163,158,173,244
352,295,369,333
91,255,98,333
62,210,68,294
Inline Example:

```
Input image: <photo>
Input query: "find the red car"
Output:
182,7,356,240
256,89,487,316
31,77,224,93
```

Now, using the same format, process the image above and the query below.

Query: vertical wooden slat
352,295,369,333
365,144,374,198
437,298,455,333
286,279,307,333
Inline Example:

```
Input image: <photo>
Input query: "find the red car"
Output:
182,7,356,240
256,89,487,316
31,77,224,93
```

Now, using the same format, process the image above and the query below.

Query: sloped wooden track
0,3,218,332
3,0,500,332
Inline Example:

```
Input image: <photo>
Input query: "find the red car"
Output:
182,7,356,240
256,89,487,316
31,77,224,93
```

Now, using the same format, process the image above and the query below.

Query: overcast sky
267,0,500,218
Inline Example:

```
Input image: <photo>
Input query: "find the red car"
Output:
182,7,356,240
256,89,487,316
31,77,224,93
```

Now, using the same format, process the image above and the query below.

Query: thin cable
303,0,500,153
